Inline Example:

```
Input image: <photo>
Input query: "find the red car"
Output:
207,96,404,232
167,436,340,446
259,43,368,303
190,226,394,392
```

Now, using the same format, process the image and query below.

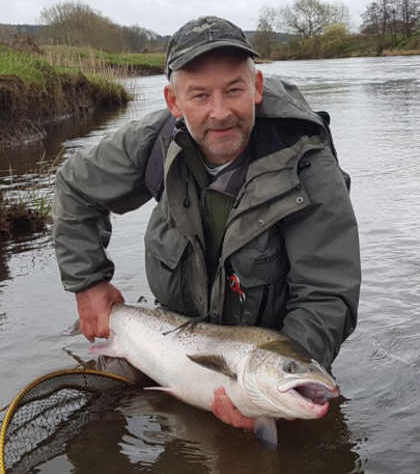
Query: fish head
241,338,339,420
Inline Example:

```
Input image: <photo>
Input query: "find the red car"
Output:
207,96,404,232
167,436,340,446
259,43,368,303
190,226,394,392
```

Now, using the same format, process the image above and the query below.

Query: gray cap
165,16,259,78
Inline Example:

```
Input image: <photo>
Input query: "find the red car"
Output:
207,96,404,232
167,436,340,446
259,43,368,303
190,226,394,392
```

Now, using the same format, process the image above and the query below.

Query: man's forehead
183,75,247,92
177,48,252,75
175,58,254,90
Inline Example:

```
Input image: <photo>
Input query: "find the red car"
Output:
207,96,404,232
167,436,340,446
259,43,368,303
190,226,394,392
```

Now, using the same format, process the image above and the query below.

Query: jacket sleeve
279,147,361,369
53,110,170,293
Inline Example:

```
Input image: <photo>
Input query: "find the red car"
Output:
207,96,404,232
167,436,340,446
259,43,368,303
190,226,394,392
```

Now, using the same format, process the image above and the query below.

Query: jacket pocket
145,207,198,315
223,228,289,327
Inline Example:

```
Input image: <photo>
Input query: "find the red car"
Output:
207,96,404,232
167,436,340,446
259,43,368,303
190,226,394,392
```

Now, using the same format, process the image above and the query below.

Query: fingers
76,281,124,342
79,306,108,341
109,283,125,305
95,309,111,339
211,387,255,431
80,317,96,343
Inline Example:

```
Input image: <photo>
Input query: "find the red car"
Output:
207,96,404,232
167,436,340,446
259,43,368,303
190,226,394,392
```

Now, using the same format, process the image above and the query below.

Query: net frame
0,368,133,474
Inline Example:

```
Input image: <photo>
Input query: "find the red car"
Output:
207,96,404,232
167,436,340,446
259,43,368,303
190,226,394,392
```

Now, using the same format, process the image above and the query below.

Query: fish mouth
291,382,339,407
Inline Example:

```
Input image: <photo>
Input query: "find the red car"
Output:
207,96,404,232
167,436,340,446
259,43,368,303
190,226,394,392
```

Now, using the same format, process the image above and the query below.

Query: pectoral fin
254,416,278,447
89,338,122,358
187,354,237,380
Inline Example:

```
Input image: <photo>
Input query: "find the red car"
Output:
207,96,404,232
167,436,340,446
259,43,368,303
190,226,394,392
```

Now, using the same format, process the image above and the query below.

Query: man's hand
211,387,255,430
76,281,124,342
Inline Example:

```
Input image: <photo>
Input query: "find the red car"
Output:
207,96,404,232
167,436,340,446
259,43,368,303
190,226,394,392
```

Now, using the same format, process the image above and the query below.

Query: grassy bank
0,191,50,239
0,45,131,149
42,45,165,76
0,44,165,238
0,155,56,240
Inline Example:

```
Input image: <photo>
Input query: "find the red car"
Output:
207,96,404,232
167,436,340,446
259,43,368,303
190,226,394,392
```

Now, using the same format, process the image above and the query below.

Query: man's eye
193,93,208,100
227,88,243,96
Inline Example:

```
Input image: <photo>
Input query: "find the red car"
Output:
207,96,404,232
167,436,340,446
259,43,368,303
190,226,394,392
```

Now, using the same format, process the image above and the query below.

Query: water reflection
0,104,128,180
0,242,10,332
0,243,10,284
62,389,363,474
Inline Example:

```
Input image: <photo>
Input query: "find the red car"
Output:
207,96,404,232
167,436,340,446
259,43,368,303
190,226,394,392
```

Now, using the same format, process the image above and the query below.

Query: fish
90,304,339,445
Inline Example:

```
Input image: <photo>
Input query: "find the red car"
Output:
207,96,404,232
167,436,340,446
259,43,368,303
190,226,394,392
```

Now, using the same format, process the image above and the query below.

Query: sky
1,0,371,35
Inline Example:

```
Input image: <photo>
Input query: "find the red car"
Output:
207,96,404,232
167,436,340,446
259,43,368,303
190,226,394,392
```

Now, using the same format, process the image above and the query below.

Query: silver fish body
91,304,338,441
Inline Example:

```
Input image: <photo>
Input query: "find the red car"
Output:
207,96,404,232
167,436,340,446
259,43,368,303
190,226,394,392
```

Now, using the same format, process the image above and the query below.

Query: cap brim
167,40,259,75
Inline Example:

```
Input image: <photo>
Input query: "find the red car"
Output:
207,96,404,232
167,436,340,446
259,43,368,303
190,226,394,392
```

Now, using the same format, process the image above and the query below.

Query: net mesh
0,369,133,473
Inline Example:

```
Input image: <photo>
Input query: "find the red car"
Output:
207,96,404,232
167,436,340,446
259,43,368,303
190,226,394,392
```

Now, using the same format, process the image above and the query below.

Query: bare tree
361,2,382,35
121,26,148,52
361,0,419,44
40,2,97,45
254,6,277,57
279,0,349,38
398,0,419,37
40,1,151,52
327,2,350,25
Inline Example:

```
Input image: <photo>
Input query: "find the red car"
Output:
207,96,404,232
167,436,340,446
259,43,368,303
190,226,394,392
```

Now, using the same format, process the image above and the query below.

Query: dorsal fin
187,354,237,380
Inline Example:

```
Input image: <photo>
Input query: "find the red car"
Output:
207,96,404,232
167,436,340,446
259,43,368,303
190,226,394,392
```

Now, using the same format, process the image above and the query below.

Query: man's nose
209,94,231,121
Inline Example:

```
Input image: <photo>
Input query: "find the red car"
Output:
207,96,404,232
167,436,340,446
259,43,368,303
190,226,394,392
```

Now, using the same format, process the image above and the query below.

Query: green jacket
54,76,361,368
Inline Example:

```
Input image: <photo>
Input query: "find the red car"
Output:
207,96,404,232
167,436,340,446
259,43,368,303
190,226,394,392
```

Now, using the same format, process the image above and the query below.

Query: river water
0,55,419,473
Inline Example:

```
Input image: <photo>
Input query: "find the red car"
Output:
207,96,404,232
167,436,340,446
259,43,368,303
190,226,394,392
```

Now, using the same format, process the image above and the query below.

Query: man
54,16,361,430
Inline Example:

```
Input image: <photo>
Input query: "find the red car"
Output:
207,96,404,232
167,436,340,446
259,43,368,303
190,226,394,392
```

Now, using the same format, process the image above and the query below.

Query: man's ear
164,84,183,118
254,70,264,105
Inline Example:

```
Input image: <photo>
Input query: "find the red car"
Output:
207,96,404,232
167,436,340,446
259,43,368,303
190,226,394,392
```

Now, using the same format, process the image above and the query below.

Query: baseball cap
165,16,259,77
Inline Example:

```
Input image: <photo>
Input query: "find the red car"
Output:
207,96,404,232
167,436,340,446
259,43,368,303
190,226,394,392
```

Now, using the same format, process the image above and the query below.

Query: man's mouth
208,127,236,136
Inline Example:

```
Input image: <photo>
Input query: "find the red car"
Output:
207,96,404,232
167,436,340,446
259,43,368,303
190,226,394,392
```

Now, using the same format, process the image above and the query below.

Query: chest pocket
223,226,289,328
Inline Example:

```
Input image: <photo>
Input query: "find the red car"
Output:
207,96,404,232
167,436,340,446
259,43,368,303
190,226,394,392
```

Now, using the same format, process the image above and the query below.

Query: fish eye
283,360,299,374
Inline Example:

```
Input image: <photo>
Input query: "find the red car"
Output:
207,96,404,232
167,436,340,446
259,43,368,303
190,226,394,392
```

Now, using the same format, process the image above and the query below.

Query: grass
42,45,165,76
0,48,54,87
86,72,131,103
0,195,51,238
0,154,60,239
0,44,131,99
104,51,164,69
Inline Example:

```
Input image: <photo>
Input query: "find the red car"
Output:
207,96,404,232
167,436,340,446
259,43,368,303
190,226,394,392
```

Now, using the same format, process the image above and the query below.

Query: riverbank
0,45,165,239
0,147,60,240
269,31,420,61
0,45,135,149
272,47,420,60
0,192,50,239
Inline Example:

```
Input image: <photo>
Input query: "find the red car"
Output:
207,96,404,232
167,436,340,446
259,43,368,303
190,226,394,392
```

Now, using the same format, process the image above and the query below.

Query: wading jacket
54,76,361,368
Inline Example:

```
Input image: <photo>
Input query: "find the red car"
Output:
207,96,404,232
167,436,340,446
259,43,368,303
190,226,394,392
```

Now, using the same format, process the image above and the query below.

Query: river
0,55,419,473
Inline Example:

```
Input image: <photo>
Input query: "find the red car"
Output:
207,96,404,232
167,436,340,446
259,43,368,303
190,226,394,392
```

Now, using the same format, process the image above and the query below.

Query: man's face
164,54,264,165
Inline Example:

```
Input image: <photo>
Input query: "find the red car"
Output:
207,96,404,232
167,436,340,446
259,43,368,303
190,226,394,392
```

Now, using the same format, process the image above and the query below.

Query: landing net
0,369,133,473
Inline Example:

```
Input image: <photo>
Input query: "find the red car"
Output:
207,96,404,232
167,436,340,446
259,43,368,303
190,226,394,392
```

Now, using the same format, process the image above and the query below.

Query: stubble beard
184,117,254,165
